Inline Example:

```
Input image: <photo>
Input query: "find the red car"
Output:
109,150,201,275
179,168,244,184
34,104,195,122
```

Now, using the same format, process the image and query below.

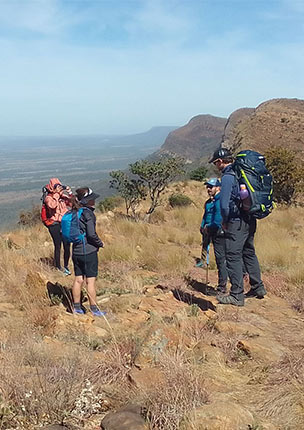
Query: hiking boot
245,286,267,299
217,294,244,306
90,306,106,317
216,286,227,295
63,267,71,276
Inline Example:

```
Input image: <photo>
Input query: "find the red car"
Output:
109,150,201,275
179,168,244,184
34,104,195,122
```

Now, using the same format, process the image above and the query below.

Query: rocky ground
0,263,303,430
0,182,303,429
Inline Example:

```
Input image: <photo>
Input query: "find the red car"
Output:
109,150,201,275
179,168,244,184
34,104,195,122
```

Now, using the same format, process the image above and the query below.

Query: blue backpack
61,208,86,244
232,150,274,219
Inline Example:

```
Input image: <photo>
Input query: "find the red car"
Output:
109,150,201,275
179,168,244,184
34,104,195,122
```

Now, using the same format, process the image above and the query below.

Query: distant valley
0,127,177,228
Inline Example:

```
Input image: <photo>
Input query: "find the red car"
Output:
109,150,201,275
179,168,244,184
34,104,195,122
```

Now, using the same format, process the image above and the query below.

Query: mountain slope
156,114,227,161
223,98,304,156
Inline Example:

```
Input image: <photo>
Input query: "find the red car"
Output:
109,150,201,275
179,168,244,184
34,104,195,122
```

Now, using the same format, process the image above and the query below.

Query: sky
0,0,303,136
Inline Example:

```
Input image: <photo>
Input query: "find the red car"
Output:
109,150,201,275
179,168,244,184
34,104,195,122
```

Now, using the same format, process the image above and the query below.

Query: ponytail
71,195,82,211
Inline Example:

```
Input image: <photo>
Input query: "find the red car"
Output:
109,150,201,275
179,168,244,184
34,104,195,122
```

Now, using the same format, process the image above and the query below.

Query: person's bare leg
72,275,84,304
86,277,97,306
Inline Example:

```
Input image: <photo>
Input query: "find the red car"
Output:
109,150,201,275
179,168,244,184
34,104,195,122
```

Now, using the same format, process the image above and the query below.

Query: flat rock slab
188,401,254,430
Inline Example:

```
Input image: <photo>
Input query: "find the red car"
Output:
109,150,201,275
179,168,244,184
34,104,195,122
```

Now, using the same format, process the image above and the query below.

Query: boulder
101,404,147,430
25,270,48,299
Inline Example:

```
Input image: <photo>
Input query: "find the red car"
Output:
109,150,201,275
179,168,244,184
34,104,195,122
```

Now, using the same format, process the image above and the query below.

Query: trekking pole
206,244,210,284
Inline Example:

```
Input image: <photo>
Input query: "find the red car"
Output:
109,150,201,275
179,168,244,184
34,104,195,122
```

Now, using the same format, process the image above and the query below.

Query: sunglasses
213,159,221,165
206,185,215,189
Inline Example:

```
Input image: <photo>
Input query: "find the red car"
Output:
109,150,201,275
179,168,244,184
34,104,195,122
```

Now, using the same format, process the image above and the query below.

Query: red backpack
41,186,54,227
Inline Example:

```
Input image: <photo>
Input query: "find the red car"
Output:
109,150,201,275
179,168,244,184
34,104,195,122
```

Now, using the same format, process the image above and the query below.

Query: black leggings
48,223,70,269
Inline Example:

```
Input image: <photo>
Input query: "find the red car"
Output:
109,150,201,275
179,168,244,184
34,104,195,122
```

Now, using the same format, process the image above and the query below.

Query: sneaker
217,294,244,306
63,267,71,276
74,307,85,315
245,286,267,299
90,306,106,317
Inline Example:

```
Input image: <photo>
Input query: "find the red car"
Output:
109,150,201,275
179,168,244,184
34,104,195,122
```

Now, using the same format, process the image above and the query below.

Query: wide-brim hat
80,188,100,204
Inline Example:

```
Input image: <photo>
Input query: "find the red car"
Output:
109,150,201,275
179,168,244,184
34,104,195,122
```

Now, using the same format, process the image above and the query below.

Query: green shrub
169,194,193,208
265,146,304,205
189,166,208,182
98,195,124,212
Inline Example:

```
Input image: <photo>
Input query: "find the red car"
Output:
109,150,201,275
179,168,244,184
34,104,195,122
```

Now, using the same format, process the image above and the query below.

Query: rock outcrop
223,98,304,156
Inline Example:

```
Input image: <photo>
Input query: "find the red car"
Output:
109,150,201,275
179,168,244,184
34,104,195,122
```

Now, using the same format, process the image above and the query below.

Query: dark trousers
212,234,228,289
48,223,70,269
225,218,264,300
202,231,228,288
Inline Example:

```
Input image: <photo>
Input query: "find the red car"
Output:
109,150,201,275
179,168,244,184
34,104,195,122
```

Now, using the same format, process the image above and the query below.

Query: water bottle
240,184,251,211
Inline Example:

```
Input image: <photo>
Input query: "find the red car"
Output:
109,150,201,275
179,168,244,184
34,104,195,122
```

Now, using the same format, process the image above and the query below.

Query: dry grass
259,349,304,429
141,350,209,430
0,332,93,428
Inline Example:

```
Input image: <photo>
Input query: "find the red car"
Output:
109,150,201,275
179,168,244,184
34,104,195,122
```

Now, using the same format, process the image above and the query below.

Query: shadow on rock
185,276,217,297
47,282,74,313
173,288,216,312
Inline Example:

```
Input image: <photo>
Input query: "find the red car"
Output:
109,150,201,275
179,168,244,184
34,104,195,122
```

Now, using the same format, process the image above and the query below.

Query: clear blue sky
0,0,303,135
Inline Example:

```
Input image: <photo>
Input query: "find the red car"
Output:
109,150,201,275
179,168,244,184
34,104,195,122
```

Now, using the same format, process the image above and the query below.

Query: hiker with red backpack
61,187,105,317
42,177,72,275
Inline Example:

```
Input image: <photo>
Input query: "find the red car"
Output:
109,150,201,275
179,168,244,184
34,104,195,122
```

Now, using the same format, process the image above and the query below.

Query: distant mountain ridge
155,114,227,161
152,98,304,165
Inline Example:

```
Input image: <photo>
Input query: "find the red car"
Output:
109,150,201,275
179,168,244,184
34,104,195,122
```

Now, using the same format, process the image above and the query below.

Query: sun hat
79,188,100,205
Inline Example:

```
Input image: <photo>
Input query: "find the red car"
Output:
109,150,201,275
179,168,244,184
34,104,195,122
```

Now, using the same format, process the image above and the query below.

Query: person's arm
200,202,207,234
45,193,60,209
209,198,222,229
84,211,104,248
220,174,235,223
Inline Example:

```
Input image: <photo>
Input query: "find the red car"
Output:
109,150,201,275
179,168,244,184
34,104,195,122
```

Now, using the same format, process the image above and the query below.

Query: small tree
265,146,304,204
189,166,208,182
130,156,185,215
109,170,146,217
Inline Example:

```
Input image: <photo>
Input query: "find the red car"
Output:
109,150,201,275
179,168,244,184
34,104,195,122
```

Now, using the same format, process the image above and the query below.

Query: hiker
210,148,266,306
70,187,105,317
197,178,228,294
44,178,72,275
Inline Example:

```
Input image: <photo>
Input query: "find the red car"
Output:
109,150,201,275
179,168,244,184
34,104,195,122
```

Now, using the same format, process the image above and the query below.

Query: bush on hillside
169,194,193,208
189,166,208,182
98,195,124,213
109,170,147,217
18,205,41,226
265,146,304,204
130,156,185,215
